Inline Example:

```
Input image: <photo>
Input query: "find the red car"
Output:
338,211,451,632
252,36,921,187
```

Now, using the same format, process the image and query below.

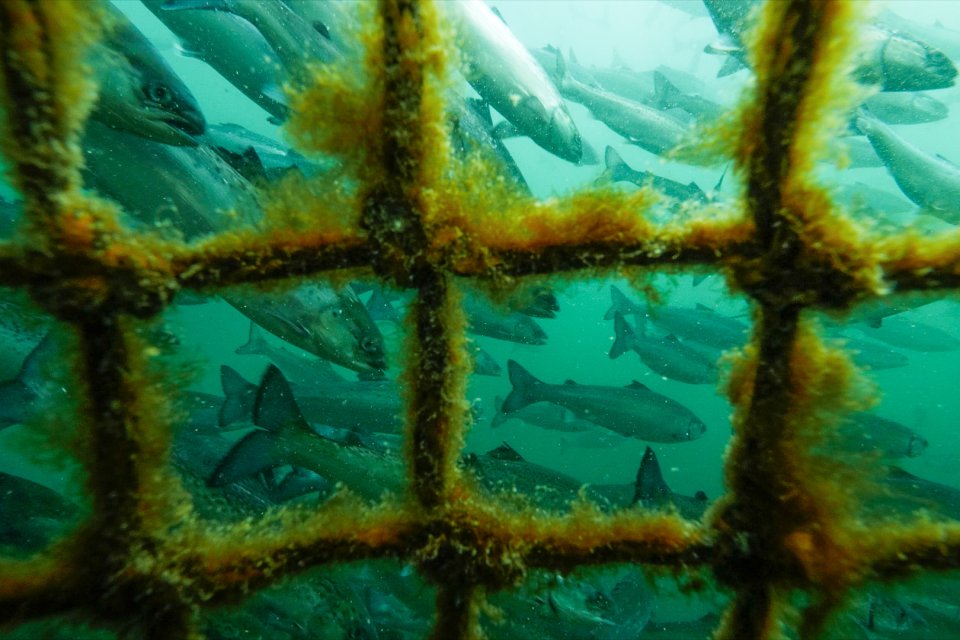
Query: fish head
290,285,387,375
512,315,548,345
547,104,584,164
92,16,206,146
676,416,707,442
880,33,958,91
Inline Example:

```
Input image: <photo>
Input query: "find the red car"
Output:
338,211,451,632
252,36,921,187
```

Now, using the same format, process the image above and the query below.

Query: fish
463,442,590,511
141,0,288,121
609,312,717,384
855,315,960,353
491,396,595,432
235,320,345,390
874,466,960,522
219,364,401,434
652,71,723,124
832,334,909,371
81,120,262,240
449,98,531,192
0,472,79,553
439,0,583,163
703,0,958,91
834,414,928,460
855,113,960,222
601,146,707,203
222,283,388,375
853,24,958,91
554,52,689,157
209,365,405,502
834,182,914,217
162,0,338,82
463,295,548,345
90,3,205,146
877,9,960,62
861,92,949,125
0,335,67,430
605,285,748,351
502,360,707,444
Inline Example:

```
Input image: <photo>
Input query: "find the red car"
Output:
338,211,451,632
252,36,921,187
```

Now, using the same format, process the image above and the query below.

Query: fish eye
145,82,174,107
361,337,380,353
330,307,344,318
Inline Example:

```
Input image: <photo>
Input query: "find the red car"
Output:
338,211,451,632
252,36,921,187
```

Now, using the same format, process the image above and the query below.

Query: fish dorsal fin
634,446,671,504
695,303,713,312
563,379,578,385
219,364,256,426
341,430,365,448
254,365,310,434
490,6,508,25
486,442,524,461
627,380,649,390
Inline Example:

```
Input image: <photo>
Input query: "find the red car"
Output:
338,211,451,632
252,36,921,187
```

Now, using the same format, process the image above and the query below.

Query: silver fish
440,0,583,163
90,3,205,146
219,364,400,434
609,312,717,385
502,360,706,444
862,92,948,125
81,120,262,239
464,295,548,345
856,113,960,222
605,286,748,351
222,283,387,375
141,0,288,120
555,53,688,157
602,146,707,203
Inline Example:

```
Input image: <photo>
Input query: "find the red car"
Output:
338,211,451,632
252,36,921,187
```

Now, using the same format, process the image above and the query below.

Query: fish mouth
158,107,206,145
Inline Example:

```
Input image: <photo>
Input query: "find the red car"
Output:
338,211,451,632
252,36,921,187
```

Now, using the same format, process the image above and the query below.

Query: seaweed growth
1,1,960,639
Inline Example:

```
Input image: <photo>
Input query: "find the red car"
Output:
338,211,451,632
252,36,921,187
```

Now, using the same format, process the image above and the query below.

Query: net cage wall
0,0,959,638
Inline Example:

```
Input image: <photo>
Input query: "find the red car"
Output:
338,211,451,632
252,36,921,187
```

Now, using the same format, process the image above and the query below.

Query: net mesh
1,1,959,639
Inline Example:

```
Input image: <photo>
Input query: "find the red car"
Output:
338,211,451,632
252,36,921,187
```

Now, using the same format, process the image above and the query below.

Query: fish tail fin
609,312,634,359
502,360,542,414
603,146,635,184
208,429,276,486
209,365,314,486
235,321,271,356
653,70,682,110
219,365,257,426
604,285,642,321
633,446,671,505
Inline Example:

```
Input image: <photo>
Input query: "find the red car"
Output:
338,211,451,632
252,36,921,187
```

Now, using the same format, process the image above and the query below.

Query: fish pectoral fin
266,311,313,339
